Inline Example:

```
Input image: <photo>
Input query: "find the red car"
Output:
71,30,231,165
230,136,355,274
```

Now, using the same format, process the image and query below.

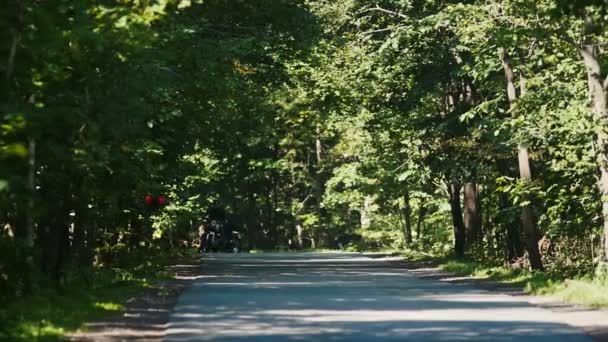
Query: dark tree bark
24,139,35,248
4,1,22,86
499,48,544,271
448,182,466,257
84,214,97,268
245,189,257,250
464,182,482,247
40,201,70,290
403,188,413,245
416,205,427,242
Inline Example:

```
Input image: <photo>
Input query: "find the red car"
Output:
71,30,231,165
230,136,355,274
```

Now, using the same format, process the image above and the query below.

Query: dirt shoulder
394,258,608,342
69,256,203,342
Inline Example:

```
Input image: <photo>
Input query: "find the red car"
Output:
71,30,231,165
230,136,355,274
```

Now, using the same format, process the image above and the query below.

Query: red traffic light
157,195,167,206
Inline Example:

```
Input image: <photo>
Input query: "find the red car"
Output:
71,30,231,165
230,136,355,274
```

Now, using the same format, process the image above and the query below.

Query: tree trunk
20,139,36,294
361,196,372,229
579,43,608,265
499,48,544,271
245,190,256,250
448,182,466,257
265,182,276,248
296,223,304,249
41,202,70,290
464,182,481,248
5,28,20,83
25,139,35,248
315,126,323,213
84,215,97,267
314,126,324,248
416,205,427,242
273,175,280,246
496,159,524,260
403,189,412,244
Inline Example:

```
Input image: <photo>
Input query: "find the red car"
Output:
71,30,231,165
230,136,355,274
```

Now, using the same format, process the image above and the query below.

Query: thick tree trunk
496,160,524,260
20,139,36,294
265,182,276,248
361,196,372,229
579,44,608,265
245,190,256,250
25,139,35,248
84,215,97,267
296,223,304,249
463,182,481,247
416,205,427,241
272,176,279,247
448,182,466,257
500,48,544,271
41,204,70,290
314,126,324,248
403,189,412,244
315,127,323,212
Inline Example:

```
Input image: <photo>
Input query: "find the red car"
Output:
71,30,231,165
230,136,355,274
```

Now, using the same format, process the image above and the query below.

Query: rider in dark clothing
198,221,208,253
199,207,241,253
200,206,226,252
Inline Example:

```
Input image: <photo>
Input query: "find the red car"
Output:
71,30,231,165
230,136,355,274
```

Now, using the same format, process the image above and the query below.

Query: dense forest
2,0,608,305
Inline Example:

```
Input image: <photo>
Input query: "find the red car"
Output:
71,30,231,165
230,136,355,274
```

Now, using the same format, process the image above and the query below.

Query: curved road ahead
165,253,604,341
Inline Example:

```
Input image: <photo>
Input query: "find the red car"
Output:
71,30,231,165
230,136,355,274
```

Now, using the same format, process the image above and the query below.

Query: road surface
165,253,602,341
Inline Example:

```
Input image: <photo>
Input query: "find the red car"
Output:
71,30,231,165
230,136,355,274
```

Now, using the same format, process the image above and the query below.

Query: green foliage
440,258,608,308
3,1,608,333
0,247,189,341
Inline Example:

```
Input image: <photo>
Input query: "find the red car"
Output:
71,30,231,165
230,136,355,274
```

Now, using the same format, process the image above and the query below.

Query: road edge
393,258,608,342
69,254,204,342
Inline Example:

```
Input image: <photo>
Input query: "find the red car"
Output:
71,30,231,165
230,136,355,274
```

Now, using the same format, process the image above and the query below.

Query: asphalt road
165,253,599,341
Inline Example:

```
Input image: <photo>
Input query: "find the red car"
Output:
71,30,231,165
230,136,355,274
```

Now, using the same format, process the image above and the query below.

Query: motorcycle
201,220,241,253
229,231,242,253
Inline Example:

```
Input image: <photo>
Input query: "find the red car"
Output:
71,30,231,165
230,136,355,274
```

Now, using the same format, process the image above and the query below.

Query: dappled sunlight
165,254,597,341
6,1,608,341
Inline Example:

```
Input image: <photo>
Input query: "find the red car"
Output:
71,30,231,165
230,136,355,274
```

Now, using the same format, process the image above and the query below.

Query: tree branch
359,5,408,19
294,192,313,215
6,31,20,82
361,26,404,35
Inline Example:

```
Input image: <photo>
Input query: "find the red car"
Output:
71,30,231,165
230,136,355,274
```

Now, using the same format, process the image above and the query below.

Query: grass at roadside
437,258,608,308
0,282,143,341
0,248,195,341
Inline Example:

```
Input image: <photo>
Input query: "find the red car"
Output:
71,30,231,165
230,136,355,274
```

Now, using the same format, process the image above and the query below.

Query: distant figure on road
198,220,207,254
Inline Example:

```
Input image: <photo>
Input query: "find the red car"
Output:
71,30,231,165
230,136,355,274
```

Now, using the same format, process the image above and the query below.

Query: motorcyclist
198,207,242,253
201,206,226,253
223,219,241,253
198,220,208,253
